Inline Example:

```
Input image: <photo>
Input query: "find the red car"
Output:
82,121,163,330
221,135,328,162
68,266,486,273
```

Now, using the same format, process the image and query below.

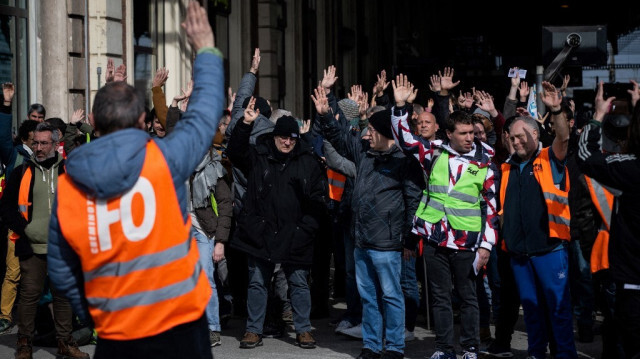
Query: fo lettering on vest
56,140,210,340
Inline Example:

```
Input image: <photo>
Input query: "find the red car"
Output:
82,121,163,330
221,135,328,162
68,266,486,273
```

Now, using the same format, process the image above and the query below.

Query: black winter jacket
577,122,640,285
317,111,423,252
227,120,327,266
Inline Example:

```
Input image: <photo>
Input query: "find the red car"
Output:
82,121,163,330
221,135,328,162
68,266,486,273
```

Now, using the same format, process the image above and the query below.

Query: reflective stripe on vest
56,140,211,340
9,167,34,242
417,151,487,232
327,169,346,202
499,147,571,241
584,175,615,272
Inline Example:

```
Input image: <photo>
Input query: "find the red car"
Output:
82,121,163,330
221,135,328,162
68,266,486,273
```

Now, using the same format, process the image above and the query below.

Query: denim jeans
511,247,577,359
355,247,404,354
246,256,311,334
343,224,361,324
401,255,419,331
423,245,479,353
193,231,221,332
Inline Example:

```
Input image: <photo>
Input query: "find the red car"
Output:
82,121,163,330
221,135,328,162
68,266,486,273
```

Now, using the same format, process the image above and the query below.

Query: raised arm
391,74,440,176
577,81,640,191
157,0,225,184
541,81,569,161
151,67,170,128
227,48,260,137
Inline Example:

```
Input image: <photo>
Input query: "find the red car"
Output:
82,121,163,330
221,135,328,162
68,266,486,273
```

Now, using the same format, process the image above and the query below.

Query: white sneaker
404,329,415,342
337,323,362,339
334,319,355,333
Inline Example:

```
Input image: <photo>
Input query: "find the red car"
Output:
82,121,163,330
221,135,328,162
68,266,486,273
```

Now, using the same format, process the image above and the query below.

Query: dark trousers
18,254,72,340
424,245,479,352
493,249,521,347
94,315,212,359
616,287,640,358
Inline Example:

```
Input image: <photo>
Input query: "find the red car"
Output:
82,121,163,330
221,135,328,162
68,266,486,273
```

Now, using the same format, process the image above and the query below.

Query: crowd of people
0,2,638,359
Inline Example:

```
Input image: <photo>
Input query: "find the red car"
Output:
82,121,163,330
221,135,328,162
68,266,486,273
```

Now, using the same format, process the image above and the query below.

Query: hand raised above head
181,0,215,51
243,96,260,124
249,48,261,74
311,86,330,116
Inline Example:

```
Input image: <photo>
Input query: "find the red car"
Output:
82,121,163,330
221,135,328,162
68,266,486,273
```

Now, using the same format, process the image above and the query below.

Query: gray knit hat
338,98,360,120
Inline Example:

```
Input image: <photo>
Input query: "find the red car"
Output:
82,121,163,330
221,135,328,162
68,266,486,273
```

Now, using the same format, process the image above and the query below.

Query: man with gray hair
498,81,577,359
0,122,89,359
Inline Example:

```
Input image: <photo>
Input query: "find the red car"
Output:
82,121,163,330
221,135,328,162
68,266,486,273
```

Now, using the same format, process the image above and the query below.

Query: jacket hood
65,129,150,199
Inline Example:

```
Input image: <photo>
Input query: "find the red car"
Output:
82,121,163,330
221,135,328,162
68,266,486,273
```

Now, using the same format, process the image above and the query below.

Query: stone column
40,0,68,119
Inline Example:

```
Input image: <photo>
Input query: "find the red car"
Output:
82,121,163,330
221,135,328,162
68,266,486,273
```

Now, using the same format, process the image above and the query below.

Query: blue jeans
246,256,311,334
194,231,221,332
355,247,404,354
401,255,419,331
511,247,577,359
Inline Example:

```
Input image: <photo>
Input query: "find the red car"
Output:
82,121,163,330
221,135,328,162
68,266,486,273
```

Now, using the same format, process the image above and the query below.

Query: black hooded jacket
226,120,327,266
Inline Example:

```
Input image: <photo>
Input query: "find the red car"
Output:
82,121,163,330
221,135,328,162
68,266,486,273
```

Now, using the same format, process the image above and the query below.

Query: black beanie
368,109,393,139
242,96,272,119
272,115,300,138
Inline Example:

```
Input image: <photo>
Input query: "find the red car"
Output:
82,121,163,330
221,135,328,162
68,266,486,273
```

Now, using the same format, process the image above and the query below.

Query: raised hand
540,81,562,111
180,97,190,112
348,85,362,102
428,74,441,93
594,81,615,122
374,69,390,97
2,83,14,105
510,67,521,88
438,67,460,94
114,63,127,82
476,90,498,117
427,97,434,111
358,92,369,117
321,65,339,91
392,74,412,107
243,96,260,124
407,86,419,104
152,67,169,88
227,86,236,110
105,58,115,83
249,48,261,74
173,80,194,105
628,79,640,108
560,74,570,94
300,119,311,134
181,0,215,51
70,109,85,124
311,86,330,116
463,92,474,109
519,81,530,102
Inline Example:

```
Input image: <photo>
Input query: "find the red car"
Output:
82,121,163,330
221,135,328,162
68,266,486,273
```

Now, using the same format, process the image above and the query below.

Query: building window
0,3,28,129
133,0,156,107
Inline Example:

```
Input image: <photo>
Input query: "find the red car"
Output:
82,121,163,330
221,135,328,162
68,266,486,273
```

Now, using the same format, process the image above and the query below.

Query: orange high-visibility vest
327,169,346,201
8,167,33,243
56,140,211,340
499,147,571,241
584,175,614,273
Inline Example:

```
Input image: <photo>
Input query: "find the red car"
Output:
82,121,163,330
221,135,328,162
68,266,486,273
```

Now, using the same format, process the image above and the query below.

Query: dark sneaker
56,336,90,359
0,318,12,333
296,331,316,349
16,336,32,359
357,348,382,359
381,349,404,358
428,351,456,359
239,332,263,349
209,330,221,347
480,340,514,358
